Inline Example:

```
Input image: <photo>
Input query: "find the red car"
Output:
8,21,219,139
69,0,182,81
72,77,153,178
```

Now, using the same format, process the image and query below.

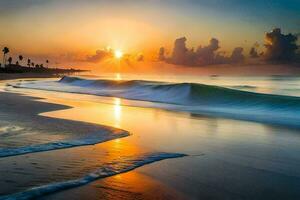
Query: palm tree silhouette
19,55,23,66
2,47,9,67
27,59,31,67
7,57,12,65
46,60,49,67
31,62,34,67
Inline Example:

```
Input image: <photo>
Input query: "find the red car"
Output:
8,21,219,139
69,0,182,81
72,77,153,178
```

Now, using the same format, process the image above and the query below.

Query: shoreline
0,73,61,80
0,81,186,199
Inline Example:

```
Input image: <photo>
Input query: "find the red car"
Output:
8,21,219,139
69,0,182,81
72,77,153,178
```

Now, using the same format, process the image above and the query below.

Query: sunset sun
114,50,123,59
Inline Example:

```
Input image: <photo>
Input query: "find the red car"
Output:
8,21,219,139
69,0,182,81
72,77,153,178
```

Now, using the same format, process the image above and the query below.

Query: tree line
1,47,49,69
1,46,86,74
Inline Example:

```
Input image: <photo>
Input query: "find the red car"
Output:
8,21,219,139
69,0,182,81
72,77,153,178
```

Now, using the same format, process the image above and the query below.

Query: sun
114,50,123,59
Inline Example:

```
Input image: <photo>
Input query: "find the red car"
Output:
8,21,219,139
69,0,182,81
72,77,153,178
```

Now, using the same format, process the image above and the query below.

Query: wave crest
15,76,300,127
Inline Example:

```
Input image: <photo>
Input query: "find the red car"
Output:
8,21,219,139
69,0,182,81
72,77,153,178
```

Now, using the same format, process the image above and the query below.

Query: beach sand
1,79,300,199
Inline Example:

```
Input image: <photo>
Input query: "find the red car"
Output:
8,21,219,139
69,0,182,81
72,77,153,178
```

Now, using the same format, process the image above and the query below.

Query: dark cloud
249,47,259,58
85,49,113,63
158,47,166,61
165,37,244,66
215,51,228,64
137,54,144,62
169,37,188,65
195,38,220,65
230,47,244,63
264,28,299,62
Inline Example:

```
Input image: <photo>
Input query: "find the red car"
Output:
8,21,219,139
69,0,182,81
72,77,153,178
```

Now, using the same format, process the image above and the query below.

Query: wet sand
1,79,300,199
0,91,127,151
42,169,187,200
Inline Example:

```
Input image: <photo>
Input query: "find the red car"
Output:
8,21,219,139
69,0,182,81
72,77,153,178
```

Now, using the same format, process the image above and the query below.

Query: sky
0,0,299,68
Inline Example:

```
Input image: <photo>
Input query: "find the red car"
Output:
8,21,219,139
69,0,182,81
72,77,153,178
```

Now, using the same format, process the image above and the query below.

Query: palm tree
46,60,49,67
27,59,31,67
19,55,23,66
2,47,9,67
7,57,12,65
31,62,34,67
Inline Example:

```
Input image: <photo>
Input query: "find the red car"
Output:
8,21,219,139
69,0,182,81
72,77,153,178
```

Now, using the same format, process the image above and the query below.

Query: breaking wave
0,129,129,158
0,152,186,200
14,76,300,127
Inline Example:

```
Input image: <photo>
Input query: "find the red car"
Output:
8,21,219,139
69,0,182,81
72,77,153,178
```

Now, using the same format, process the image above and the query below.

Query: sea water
1,75,300,199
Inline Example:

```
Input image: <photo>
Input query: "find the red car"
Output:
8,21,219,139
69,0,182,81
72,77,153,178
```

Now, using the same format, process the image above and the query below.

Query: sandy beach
0,77,300,199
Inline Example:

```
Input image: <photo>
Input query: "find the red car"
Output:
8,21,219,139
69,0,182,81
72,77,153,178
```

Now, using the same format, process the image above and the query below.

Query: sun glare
114,50,123,59
115,73,122,80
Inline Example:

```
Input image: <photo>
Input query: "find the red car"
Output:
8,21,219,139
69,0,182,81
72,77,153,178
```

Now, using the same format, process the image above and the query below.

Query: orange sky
0,0,299,70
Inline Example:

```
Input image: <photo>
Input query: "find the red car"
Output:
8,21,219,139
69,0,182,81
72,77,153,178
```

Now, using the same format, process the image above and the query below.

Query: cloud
195,38,220,65
230,47,244,63
169,37,188,65
85,49,113,63
165,37,244,66
264,28,298,62
249,47,259,58
215,51,228,64
158,47,166,61
137,54,144,62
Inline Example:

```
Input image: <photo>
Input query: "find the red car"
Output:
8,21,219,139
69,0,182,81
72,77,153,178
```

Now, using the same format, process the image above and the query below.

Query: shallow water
1,76,300,199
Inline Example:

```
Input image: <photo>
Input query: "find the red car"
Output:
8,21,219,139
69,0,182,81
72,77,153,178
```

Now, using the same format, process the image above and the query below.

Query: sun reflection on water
115,73,122,80
114,98,122,128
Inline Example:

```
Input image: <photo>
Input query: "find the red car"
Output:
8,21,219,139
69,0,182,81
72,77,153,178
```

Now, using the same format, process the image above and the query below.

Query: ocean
14,75,300,127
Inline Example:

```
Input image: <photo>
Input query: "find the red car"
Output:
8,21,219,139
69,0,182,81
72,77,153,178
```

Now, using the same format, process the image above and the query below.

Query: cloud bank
137,54,144,62
158,47,166,61
158,28,299,67
162,37,244,66
85,49,113,63
264,28,299,62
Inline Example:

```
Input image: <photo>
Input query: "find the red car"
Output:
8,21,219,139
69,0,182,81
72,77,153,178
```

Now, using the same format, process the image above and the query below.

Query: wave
230,85,257,90
0,152,186,200
14,76,300,127
0,129,129,158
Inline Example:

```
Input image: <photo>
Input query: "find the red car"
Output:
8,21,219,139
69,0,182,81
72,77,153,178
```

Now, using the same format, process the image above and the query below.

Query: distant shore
0,72,61,80
0,64,88,80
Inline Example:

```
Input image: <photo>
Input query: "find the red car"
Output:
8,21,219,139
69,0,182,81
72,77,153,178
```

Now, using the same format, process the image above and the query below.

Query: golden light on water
115,73,122,80
113,98,122,128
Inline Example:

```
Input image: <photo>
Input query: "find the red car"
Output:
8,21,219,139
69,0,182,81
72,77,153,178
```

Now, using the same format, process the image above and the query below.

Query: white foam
0,152,186,200
0,130,129,158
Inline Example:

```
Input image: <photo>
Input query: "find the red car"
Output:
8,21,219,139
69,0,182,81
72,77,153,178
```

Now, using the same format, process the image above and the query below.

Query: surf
14,76,300,127
0,129,129,158
0,152,186,200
